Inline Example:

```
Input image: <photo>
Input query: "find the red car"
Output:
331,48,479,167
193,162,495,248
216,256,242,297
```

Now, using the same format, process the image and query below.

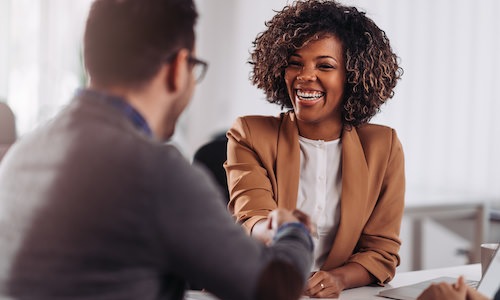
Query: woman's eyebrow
316,55,340,64
289,54,340,64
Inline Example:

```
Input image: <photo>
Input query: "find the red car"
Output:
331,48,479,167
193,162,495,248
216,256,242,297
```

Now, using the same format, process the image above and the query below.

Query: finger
265,217,272,230
298,212,317,236
466,285,488,300
306,284,323,297
269,209,283,230
314,288,340,299
266,212,275,230
456,276,466,292
292,209,308,223
305,272,322,296
305,271,331,296
310,282,341,299
292,209,314,231
306,271,324,289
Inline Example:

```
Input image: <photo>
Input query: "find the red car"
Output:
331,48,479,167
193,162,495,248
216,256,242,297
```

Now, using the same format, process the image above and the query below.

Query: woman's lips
295,89,325,105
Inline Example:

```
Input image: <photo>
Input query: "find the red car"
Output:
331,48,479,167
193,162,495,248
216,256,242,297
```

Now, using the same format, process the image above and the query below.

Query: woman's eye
287,61,302,67
318,64,335,70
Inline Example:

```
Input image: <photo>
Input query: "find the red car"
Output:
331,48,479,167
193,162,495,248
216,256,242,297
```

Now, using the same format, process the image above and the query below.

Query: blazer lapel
276,112,300,210
322,127,369,270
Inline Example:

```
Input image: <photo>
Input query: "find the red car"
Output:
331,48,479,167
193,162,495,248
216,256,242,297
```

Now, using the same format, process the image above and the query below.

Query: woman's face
284,35,346,131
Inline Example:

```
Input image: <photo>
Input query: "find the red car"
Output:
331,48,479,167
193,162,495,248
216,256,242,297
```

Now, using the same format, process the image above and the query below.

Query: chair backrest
0,102,17,162
193,133,229,204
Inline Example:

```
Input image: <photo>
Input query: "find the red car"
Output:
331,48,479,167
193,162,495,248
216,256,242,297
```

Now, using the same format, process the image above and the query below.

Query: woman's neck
296,120,343,141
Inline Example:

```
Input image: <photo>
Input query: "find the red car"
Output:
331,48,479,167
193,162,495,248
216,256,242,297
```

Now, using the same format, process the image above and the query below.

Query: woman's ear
166,49,190,93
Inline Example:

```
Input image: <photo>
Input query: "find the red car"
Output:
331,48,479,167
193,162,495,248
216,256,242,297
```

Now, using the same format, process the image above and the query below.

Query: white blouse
297,136,342,271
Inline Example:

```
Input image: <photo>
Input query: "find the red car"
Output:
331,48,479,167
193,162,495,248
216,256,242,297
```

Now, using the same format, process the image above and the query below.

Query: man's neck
88,84,170,140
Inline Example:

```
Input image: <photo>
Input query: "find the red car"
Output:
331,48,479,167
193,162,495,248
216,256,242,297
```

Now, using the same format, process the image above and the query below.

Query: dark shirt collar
76,88,153,137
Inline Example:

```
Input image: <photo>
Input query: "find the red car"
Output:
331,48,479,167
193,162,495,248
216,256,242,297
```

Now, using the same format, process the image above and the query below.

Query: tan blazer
225,111,405,284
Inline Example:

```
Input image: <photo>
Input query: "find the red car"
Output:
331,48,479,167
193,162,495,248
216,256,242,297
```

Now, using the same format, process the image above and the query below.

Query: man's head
83,0,198,89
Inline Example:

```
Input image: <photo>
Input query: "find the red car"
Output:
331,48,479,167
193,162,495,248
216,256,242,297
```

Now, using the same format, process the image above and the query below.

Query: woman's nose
296,67,317,81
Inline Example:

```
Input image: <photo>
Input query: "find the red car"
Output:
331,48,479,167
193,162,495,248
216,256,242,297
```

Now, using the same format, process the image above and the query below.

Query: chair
192,132,229,204
0,102,17,162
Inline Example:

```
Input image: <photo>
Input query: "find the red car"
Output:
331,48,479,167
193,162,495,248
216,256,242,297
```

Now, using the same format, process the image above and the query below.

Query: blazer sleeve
225,117,278,233
348,129,405,284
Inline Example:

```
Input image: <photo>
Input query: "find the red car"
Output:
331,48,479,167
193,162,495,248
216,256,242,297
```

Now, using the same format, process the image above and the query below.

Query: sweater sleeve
154,147,313,300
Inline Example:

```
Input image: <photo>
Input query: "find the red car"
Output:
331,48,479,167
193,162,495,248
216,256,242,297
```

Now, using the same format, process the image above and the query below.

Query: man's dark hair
84,0,198,88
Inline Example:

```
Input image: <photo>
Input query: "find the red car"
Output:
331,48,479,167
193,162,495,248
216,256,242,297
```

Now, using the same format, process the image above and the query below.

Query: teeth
296,90,324,100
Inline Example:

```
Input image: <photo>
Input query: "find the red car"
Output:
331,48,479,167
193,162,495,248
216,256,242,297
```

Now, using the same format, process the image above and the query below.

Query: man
0,0,313,299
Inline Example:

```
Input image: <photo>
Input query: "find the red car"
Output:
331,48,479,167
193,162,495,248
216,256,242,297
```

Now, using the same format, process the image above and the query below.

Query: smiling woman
225,0,404,298
283,35,346,141
191,0,500,219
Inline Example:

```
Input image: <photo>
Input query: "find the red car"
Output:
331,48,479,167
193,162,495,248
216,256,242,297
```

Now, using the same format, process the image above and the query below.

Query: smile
296,89,325,101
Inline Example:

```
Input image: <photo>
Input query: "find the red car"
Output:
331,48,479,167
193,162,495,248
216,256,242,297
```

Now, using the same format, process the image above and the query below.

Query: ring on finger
320,283,325,289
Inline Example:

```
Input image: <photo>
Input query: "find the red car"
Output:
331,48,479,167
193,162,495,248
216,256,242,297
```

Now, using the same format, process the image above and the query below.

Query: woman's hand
304,263,374,298
304,270,345,298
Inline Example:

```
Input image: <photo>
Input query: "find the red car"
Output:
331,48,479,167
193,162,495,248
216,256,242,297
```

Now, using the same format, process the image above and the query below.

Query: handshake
253,208,316,245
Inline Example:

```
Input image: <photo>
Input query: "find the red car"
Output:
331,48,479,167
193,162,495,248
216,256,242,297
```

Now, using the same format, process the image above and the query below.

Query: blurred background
0,0,499,271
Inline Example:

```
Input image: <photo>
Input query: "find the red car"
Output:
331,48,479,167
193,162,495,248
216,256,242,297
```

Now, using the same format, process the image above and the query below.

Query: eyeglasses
164,52,208,84
187,55,208,83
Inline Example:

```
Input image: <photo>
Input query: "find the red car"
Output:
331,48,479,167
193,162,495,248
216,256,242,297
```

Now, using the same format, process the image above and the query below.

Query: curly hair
250,0,403,127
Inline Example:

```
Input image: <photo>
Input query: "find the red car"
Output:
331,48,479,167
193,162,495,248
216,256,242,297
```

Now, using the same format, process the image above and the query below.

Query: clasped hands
265,208,315,238
264,209,345,298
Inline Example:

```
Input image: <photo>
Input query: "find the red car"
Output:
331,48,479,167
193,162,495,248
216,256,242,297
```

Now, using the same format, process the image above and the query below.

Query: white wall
0,0,10,100
0,0,91,134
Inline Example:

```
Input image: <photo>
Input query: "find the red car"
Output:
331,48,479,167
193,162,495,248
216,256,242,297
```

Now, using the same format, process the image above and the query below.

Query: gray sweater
0,93,312,300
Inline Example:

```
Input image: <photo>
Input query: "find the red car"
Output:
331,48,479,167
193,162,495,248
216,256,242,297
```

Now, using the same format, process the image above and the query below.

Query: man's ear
166,49,190,93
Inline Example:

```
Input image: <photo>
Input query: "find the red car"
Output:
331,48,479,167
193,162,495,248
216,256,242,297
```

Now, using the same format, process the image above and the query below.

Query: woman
225,0,404,298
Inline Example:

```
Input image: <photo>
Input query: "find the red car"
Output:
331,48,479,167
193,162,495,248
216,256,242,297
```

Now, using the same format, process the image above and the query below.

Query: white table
185,264,481,300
